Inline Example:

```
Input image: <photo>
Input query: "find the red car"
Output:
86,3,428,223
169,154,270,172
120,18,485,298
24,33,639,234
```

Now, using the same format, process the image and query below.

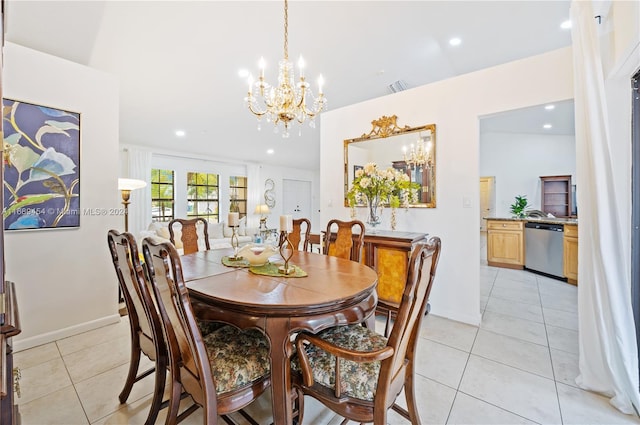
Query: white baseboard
431,307,482,327
13,314,122,353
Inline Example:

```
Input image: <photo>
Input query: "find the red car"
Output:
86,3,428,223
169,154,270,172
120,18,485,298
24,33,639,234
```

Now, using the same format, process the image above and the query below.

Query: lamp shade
254,204,271,215
118,178,147,191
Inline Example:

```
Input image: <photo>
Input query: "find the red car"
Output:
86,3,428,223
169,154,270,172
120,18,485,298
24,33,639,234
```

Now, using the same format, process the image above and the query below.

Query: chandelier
245,0,327,138
403,134,433,170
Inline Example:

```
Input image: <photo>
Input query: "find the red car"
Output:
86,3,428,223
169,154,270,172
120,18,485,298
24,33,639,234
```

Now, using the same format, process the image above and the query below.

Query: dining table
180,247,379,425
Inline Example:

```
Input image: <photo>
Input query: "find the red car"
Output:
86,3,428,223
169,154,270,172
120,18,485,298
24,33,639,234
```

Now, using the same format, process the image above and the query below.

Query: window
229,176,248,218
187,172,219,222
151,168,174,222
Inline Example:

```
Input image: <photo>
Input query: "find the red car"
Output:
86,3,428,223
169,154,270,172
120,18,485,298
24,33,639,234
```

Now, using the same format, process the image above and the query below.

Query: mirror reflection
344,117,436,208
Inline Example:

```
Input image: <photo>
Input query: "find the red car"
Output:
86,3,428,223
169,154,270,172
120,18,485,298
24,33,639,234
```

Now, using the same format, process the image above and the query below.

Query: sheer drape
247,164,262,228
126,147,152,238
571,0,640,414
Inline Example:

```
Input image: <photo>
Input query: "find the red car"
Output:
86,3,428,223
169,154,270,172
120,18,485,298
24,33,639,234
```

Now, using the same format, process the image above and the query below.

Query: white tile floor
13,237,640,424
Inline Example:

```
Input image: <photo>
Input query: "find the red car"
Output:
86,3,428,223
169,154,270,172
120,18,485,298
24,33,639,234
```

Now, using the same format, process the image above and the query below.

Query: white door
479,176,496,231
283,179,312,220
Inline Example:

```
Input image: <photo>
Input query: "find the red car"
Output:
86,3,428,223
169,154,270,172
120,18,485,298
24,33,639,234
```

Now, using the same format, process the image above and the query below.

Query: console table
362,231,429,308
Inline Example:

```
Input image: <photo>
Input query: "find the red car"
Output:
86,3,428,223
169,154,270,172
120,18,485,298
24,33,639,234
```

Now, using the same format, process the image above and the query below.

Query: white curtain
247,164,262,228
126,147,152,238
571,0,640,414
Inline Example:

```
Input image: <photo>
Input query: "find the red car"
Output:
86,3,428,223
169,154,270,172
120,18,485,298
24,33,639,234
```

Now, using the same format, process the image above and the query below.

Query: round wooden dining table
181,248,378,425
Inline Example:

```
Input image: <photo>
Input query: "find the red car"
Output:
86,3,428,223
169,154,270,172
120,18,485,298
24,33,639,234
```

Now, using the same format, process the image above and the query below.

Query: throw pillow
209,221,225,239
223,222,233,238
156,225,171,240
238,216,247,236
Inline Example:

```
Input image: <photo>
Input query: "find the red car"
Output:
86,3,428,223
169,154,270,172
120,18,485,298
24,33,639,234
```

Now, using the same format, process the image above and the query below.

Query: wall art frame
3,98,81,230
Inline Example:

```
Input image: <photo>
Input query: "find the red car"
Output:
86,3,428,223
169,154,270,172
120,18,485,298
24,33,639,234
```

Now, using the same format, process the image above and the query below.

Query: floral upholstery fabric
196,319,225,336
293,325,388,401
203,325,270,394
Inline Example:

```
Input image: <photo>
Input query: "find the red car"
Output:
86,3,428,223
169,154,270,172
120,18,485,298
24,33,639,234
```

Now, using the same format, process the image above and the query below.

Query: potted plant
510,195,529,218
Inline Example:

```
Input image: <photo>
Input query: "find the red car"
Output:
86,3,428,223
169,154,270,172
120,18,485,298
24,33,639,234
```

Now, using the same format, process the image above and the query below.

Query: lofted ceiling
4,1,573,170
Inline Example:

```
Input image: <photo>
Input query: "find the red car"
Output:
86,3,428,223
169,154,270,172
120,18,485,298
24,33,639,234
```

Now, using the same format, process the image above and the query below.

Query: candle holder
228,225,243,260
278,230,294,275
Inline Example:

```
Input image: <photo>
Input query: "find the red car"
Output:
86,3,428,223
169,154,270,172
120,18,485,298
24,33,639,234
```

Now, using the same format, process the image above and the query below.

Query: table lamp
254,204,271,231
118,178,147,232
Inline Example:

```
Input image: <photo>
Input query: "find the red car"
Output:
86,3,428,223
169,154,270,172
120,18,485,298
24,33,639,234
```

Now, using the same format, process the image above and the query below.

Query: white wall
320,48,574,325
4,42,121,351
480,132,576,217
259,164,320,233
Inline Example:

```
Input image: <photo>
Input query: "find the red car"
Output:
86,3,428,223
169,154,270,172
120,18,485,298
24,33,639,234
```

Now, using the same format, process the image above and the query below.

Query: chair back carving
107,230,166,424
384,237,441,382
169,218,210,255
323,219,365,262
280,218,311,251
293,236,441,424
142,238,217,423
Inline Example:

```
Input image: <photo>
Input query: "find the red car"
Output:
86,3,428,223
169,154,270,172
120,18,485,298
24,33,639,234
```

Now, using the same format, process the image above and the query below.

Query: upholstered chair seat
203,325,270,394
196,320,225,336
292,325,387,401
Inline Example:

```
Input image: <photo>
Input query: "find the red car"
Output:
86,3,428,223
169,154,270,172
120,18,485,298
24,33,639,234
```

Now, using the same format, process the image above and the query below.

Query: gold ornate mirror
344,115,436,208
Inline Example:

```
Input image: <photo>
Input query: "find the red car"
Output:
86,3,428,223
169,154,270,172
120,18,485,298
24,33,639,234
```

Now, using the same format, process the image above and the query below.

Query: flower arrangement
347,162,419,229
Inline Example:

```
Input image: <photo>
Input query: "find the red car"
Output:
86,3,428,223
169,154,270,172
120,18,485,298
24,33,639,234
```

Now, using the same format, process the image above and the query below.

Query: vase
390,207,397,231
366,195,381,233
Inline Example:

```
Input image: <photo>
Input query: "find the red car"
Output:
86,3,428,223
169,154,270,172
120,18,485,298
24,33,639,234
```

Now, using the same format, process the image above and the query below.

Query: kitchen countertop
484,217,578,225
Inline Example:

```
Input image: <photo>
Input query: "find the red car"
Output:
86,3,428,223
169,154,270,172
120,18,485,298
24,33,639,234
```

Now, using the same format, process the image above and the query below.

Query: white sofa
141,217,258,251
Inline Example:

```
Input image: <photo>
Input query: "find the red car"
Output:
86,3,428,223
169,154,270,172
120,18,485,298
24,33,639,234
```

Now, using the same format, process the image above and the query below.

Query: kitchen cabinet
541,175,572,218
563,224,578,285
486,220,524,269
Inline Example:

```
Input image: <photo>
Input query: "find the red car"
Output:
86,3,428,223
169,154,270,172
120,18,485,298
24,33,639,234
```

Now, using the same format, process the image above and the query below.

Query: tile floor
13,237,640,424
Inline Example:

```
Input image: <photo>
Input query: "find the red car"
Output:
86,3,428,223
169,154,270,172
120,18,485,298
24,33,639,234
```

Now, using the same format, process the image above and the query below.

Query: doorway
479,176,496,231
282,179,312,220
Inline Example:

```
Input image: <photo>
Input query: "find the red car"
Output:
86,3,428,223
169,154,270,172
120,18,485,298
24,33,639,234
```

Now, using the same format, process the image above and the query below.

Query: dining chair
279,217,311,252
292,236,441,425
107,230,166,425
141,237,271,425
168,217,210,255
323,219,365,262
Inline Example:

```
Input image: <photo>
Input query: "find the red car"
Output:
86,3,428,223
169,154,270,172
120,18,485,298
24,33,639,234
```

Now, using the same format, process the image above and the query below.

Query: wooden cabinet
362,231,428,307
0,281,21,425
486,220,524,269
563,224,579,285
541,175,572,218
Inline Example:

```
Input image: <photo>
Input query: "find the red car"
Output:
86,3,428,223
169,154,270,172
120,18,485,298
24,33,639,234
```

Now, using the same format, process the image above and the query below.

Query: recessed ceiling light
449,37,462,46
175,130,186,137
238,69,249,78
543,124,552,129
267,149,274,155
561,20,572,29
544,104,555,110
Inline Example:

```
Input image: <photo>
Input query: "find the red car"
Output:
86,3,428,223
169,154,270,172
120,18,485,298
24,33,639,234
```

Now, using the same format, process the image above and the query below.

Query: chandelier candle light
245,0,327,137
279,215,294,274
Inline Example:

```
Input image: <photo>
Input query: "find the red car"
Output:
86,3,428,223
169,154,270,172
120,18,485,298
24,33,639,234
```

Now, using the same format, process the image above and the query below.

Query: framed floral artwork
3,99,80,230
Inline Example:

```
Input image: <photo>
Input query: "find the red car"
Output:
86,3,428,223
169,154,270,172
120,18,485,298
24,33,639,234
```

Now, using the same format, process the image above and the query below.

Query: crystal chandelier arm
247,98,267,117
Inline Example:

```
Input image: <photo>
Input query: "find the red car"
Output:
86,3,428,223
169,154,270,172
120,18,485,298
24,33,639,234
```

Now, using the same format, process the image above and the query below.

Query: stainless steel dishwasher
524,222,565,280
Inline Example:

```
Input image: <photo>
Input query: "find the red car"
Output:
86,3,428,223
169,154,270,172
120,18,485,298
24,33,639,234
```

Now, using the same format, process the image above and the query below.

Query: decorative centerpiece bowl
236,244,278,266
